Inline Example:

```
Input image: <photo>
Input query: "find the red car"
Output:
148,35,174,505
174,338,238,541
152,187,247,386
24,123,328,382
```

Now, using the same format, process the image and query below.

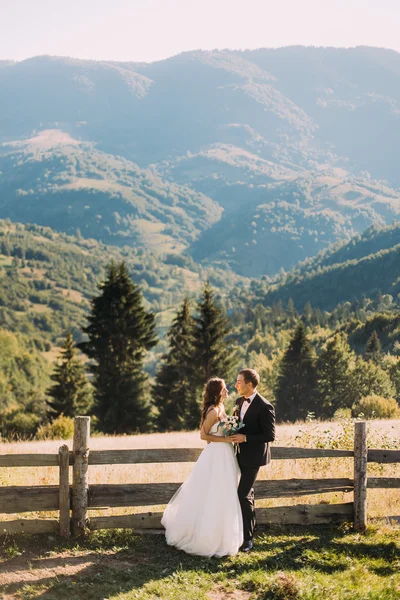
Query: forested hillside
2,218,400,438
0,220,245,350
0,131,221,251
260,223,400,310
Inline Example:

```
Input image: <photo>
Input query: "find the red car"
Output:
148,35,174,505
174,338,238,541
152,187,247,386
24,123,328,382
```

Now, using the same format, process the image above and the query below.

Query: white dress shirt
240,390,257,421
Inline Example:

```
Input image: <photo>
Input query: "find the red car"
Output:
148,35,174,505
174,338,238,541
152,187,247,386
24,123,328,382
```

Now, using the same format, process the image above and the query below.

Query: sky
2,0,400,63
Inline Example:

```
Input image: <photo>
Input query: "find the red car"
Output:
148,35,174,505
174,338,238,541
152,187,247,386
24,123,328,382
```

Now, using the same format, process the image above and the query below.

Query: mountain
239,46,400,185
0,48,400,276
260,223,400,311
2,48,400,180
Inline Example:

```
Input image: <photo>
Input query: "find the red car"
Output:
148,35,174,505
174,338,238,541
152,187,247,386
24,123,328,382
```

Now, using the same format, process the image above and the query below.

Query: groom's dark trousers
235,393,275,542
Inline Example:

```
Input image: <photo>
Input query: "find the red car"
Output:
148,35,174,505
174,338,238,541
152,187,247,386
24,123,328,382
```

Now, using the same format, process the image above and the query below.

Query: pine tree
153,298,196,431
191,281,236,394
78,261,157,434
315,333,354,418
47,333,92,418
365,331,382,364
275,322,317,422
287,298,297,320
303,301,313,324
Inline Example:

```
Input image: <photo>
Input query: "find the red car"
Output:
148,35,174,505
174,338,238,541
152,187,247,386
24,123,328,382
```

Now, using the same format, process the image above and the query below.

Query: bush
36,414,74,440
1,410,42,438
333,408,352,420
257,572,301,600
352,395,400,419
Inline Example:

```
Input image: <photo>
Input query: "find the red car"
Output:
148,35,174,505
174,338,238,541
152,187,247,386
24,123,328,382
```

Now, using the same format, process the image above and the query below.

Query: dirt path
0,550,254,600
0,548,150,598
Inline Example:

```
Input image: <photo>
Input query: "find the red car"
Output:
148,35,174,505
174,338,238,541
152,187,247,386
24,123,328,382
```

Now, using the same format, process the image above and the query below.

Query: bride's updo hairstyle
200,378,225,426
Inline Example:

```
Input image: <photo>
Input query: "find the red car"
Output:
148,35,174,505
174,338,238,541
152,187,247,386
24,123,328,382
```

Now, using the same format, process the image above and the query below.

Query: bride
161,377,244,557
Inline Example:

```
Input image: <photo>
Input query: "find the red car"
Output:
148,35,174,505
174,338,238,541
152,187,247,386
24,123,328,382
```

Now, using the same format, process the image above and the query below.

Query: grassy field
0,525,399,599
0,420,399,599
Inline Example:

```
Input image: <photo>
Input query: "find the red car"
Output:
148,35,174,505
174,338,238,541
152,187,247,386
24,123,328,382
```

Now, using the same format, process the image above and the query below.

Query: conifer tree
365,331,382,364
153,298,196,431
47,333,92,418
315,333,354,418
303,301,313,324
78,261,157,433
287,298,297,325
191,281,236,393
275,321,317,422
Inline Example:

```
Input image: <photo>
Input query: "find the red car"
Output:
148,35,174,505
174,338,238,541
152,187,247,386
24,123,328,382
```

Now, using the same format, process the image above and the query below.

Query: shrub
257,572,301,600
333,408,352,420
36,414,74,440
350,358,395,405
352,395,400,419
1,410,42,438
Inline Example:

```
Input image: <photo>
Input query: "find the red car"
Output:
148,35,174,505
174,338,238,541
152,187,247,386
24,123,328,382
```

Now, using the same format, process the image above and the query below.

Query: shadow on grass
0,526,398,599
249,528,399,576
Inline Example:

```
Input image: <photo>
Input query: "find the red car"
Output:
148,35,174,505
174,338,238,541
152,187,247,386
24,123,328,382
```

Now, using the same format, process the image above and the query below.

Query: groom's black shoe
239,539,254,552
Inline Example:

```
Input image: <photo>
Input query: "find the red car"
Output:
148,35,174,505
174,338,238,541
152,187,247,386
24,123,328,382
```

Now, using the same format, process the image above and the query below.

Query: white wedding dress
161,421,243,557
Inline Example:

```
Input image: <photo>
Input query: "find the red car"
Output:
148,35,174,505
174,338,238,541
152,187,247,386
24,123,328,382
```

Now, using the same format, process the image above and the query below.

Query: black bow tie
243,397,251,403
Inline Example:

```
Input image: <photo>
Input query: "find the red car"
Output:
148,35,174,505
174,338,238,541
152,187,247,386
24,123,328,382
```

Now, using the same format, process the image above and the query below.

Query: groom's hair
239,368,260,388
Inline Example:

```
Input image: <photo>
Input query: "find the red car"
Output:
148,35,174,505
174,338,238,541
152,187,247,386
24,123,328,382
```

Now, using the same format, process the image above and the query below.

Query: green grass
1,525,399,599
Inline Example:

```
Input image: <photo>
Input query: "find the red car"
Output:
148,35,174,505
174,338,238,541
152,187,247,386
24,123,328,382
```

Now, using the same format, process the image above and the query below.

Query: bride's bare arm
200,408,235,443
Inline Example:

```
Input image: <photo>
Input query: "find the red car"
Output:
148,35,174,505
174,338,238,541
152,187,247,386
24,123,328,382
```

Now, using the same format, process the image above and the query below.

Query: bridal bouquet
218,415,244,436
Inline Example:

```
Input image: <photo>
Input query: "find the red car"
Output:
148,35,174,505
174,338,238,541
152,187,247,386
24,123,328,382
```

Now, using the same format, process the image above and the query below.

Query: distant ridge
262,223,400,310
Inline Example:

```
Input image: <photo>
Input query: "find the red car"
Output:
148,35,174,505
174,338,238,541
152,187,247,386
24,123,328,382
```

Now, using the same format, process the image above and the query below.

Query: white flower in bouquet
218,414,245,436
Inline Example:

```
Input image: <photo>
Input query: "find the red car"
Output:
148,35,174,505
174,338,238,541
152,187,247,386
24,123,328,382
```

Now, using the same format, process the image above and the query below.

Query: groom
231,369,275,552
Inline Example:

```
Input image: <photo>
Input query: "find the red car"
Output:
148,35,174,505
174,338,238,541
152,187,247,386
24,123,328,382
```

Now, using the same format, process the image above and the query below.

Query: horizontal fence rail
0,454,61,467
87,479,355,508
0,519,59,535
1,418,399,536
367,477,400,489
87,502,355,532
0,486,60,513
367,449,400,463
2,477,396,515
2,447,400,468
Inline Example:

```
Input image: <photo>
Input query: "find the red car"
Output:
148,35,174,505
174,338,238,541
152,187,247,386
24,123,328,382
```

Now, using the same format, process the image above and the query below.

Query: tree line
45,261,400,436
276,323,400,421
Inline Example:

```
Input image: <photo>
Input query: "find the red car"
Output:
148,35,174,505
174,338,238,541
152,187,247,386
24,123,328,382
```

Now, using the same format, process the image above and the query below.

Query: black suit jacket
234,393,275,468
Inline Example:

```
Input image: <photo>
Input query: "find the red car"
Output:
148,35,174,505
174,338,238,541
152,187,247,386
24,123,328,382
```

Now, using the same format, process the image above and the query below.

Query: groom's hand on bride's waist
230,434,247,443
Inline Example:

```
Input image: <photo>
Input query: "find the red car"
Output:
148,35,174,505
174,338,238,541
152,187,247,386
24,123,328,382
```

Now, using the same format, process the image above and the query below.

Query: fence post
354,421,367,531
72,416,90,537
58,444,70,537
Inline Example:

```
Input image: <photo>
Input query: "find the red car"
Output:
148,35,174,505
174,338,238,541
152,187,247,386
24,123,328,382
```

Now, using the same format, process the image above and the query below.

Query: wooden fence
1,418,399,537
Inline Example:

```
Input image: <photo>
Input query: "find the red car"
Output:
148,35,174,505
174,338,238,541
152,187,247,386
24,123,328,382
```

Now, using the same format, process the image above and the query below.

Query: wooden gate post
72,416,90,537
354,421,367,531
58,444,71,537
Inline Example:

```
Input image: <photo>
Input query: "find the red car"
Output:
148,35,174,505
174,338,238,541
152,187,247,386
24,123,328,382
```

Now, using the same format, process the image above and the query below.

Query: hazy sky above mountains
3,0,400,62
